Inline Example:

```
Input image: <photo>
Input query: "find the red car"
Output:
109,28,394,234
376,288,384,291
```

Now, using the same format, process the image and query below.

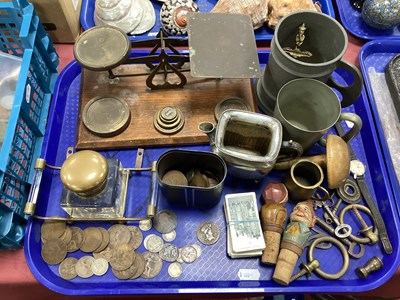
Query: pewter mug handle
320,112,362,147
327,59,363,108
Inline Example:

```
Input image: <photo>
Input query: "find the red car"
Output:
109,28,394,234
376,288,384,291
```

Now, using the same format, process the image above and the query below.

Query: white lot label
237,269,260,281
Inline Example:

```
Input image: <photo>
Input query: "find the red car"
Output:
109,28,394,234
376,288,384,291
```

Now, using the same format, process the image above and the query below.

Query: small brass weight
356,256,383,279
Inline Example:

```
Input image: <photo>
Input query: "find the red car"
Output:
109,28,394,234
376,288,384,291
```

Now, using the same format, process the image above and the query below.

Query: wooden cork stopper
272,248,300,285
261,231,281,265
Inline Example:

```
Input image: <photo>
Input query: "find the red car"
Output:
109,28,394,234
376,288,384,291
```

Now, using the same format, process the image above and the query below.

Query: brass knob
60,150,108,197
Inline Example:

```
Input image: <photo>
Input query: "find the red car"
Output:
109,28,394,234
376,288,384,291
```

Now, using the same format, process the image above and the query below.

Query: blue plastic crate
0,0,58,249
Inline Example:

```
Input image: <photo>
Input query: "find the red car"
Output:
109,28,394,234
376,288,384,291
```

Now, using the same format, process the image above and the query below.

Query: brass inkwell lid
60,150,109,197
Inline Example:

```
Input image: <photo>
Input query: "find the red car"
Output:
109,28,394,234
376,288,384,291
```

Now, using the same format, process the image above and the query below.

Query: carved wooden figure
260,182,288,264
272,199,316,285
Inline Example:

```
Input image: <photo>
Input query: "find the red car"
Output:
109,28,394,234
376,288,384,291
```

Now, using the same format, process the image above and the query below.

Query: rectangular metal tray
335,0,400,39
80,0,335,41
24,51,400,295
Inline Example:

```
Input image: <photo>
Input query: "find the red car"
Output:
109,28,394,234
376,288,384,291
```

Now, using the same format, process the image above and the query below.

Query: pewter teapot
199,110,284,180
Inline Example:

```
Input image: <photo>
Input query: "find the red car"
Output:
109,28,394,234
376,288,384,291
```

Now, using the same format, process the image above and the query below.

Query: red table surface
1,26,398,300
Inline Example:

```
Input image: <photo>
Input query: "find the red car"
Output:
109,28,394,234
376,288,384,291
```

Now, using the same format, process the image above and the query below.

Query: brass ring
308,236,349,280
338,204,378,244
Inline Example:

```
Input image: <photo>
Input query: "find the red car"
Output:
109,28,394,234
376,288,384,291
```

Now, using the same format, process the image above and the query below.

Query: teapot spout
198,122,216,146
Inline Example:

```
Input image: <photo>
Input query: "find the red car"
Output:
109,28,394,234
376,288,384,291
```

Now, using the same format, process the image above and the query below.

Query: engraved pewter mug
257,10,363,115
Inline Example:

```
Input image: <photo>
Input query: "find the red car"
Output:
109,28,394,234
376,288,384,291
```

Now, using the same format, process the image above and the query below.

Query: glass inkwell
59,150,129,219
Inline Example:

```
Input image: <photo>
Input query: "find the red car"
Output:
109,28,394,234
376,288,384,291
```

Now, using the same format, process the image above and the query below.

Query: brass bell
60,150,108,197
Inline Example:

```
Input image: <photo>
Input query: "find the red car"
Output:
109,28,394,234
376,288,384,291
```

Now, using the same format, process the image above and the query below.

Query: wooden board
76,64,257,150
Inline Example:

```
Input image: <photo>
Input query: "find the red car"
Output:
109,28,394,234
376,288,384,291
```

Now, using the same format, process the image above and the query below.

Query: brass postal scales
73,13,261,150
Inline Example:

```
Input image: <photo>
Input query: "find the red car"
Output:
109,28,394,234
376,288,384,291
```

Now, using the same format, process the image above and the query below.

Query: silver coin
196,221,221,245
139,219,152,231
158,243,179,262
162,230,176,242
141,251,163,279
176,248,184,263
153,210,178,234
75,256,95,278
91,257,109,276
144,234,164,253
191,244,202,258
181,245,197,264
168,262,183,278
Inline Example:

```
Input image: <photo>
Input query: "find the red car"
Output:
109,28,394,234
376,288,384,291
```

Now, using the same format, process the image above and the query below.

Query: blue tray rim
24,54,400,295
79,0,335,41
335,0,400,40
358,39,400,217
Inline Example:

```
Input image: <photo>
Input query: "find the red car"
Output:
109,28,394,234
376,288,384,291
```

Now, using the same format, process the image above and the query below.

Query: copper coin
141,251,162,279
110,244,135,271
67,227,84,253
108,224,131,248
188,170,209,187
60,227,72,245
112,253,138,280
130,252,146,279
162,170,188,186
94,227,110,253
80,227,103,253
93,245,113,262
127,226,143,250
75,256,95,278
41,221,66,241
153,210,178,234
41,239,67,265
59,257,78,280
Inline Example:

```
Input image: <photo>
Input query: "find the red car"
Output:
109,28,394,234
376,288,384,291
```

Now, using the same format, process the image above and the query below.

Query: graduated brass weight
356,256,383,279
283,23,312,59
153,106,185,134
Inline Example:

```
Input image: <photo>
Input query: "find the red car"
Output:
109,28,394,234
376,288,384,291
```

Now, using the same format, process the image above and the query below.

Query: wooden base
76,64,257,150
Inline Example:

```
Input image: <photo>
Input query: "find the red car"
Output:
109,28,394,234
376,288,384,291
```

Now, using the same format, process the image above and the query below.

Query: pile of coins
162,169,219,188
40,213,221,281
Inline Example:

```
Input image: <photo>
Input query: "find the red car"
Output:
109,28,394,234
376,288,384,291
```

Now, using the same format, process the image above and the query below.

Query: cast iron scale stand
74,26,191,90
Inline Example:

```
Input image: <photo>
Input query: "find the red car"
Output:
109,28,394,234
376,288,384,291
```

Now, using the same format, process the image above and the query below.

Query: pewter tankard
257,11,363,115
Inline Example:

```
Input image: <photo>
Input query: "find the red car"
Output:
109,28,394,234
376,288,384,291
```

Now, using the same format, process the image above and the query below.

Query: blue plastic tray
335,0,400,40
80,0,335,41
24,52,400,295
359,39,400,215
